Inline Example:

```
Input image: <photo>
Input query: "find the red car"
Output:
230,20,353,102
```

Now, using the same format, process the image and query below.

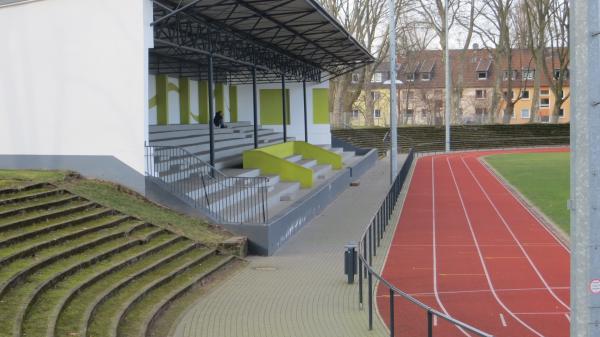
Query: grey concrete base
0,155,145,193
145,150,378,255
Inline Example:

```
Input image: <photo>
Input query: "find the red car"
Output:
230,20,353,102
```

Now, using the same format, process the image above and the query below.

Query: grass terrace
0,169,240,337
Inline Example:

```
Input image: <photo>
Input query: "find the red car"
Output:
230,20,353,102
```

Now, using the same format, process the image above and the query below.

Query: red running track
376,148,570,337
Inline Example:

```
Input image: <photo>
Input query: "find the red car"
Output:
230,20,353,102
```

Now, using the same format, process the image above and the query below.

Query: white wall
237,81,331,145
0,0,151,174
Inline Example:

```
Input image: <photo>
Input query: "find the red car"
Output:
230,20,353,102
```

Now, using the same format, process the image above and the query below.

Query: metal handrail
145,144,269,224
355,148,494,337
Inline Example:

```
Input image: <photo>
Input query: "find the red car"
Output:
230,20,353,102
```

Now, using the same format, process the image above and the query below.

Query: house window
503,70,517,81
421,72,431,81
351,73,360,83
406,73,415,81
374,109,381,118
520,90,530,99
475,108,487,115
406,109,414,116
559,108,565,118
477,71,488,80
371,91,381,101
540,89,549,96
541,115,550,123
522,69,535,80
352,109,359,118
540,97,550,107
475,89,487,99
553,69,561,79
371,72,383,83
521,108,530,119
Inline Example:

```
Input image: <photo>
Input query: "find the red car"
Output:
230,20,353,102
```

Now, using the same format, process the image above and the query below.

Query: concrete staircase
147,123,360,223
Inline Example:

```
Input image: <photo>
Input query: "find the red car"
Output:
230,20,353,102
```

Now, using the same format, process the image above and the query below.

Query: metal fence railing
145,145,269,224
354,149,494,337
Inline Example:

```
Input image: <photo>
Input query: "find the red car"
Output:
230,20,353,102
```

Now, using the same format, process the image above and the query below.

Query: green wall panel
198,80,209,123
312,88,330,124
260,89,290,125
215,83,224,114
156,75,168,125
179,78,190,125
229,86,238,122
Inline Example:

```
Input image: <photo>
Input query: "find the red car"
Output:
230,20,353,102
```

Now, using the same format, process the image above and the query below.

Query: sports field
484,152,570,234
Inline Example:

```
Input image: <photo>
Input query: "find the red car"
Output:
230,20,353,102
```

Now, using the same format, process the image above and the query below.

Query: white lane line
446,156,545,337
461,156,570,311
434,315,438,326
500,313,507,327
564,313,571,322
477,156,571,253
431,157,471,337
404,286,570,297
513,312,569,315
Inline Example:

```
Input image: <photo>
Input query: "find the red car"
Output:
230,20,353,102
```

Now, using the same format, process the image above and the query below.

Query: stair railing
145,144,269,224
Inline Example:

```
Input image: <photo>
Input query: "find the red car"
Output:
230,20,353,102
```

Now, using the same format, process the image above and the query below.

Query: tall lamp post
444,0,451,152
388,0,398,183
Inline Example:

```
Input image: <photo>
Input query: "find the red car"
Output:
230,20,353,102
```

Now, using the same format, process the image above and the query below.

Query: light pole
388,0,398,183
444,0,451,152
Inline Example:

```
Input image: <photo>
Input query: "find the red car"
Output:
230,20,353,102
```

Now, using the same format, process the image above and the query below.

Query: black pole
389,288,395,337
368,271,373,330
281,74,287,142
427,311,433,337
207,54,215,167
252,67,259,148
302,79,308,142
358,258,363,308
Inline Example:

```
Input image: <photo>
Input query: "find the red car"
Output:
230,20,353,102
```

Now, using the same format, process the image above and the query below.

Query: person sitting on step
213,110,227,128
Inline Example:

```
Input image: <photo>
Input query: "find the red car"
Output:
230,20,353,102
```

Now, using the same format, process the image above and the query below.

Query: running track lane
376,148,570,337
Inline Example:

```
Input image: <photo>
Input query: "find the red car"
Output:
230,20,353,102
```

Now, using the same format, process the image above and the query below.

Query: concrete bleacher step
285,155,303,163
312,165,332,179
149,128,236,141
151,133,247,147
296,159,318,169
149,122,251,134
220,168,261,178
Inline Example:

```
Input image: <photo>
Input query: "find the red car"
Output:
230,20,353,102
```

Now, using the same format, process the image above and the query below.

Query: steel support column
570,0,600,335
444,0,451,153
207,54,215,167
388,0,398,182
252,67,259,148
281,75,287,142
303,79,308,142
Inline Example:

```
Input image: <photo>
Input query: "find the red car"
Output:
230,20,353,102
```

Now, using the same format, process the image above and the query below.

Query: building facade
349,49,570,127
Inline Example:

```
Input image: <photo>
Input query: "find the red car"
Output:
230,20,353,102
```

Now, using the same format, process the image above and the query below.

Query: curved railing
355,149,494,337
145,145,269,224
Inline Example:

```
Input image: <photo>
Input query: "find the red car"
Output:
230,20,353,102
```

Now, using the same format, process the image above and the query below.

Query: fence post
372,222,377,256
368,271,373,330
427,311,433,337
358,257,363,308
389,288,395,337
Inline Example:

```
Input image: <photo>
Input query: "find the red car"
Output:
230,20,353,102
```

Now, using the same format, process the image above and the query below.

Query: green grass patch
484,152,570,234
0,170,229,246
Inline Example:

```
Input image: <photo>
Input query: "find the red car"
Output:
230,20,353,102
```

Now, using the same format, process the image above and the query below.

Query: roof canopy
150,0,374,84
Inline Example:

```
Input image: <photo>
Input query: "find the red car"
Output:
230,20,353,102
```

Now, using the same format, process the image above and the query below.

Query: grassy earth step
0,193,80,217
58,240,198,337
139,255,235,337
0,188,61,206
0,214,132,265
20,229,174,337
49,235,187,337
0,207,114,247
0,220,149,295
85,246,212,337
108,249,220,337
0,200,99,230
0,222,155,337
0,182,52,197
0,218,144,287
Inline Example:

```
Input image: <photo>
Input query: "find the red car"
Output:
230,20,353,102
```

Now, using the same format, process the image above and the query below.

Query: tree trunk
503,104,514,124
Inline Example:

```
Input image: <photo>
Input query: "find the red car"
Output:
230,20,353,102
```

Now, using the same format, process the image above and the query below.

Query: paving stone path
173,156,407,337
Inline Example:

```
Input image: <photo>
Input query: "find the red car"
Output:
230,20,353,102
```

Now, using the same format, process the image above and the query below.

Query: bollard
344,241,358,284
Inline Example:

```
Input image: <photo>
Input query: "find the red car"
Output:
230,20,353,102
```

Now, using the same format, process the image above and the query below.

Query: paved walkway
173,156,407,337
